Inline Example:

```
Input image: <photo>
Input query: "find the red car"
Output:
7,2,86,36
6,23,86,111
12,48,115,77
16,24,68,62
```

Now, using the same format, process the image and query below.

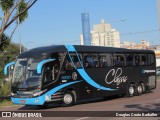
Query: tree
0,0,37,50
0,33,10,51
0,42,25,91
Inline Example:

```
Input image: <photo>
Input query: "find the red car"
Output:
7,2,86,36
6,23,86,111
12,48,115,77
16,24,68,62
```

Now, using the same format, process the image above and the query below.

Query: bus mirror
4,61,16,75
37,59,55,74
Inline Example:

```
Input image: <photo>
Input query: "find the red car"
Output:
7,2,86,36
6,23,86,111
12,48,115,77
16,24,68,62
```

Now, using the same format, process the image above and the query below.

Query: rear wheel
141,83,145,93
127,84,135,97
62,91,76,107
137,83,143,95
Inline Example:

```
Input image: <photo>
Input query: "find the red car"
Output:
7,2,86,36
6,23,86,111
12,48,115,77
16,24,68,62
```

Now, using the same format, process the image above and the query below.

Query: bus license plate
20,100,26,104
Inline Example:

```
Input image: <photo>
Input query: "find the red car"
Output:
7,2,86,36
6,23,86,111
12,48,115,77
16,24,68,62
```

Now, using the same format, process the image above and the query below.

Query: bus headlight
11,93,15,96
35,99,39,103
45,94,51,101
33,89,47,97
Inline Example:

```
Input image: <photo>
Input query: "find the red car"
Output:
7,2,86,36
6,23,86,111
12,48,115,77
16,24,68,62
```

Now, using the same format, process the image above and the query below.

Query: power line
121,29,160,36
55,29,160,44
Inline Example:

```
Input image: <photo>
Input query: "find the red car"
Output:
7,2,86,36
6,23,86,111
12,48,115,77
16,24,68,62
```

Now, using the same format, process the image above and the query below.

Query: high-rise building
80,19,120,47
81,13,91,45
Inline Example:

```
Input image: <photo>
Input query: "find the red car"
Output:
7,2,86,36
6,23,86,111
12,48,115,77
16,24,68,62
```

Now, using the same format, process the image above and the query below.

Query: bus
4,45,156,107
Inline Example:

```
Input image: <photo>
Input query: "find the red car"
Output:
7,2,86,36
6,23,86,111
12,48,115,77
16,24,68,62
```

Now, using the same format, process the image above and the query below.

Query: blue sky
8,0,160,49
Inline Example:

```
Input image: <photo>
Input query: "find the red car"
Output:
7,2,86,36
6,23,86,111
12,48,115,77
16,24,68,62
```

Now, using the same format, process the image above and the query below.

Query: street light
120,19,126,22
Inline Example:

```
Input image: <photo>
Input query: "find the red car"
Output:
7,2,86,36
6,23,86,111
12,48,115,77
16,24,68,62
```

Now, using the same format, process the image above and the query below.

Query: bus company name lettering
105,68,127,85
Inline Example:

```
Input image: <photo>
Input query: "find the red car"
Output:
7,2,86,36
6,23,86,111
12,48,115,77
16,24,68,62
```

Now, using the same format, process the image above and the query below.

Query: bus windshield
12,58,41,88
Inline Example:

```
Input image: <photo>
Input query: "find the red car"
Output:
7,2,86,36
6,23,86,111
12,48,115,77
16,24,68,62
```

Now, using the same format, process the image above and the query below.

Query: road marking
155,99,160,102
75,117,89,120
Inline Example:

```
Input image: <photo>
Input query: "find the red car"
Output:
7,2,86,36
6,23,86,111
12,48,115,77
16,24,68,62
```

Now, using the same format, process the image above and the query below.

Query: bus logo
72,72,77,80
142,69,156,74
105,68,127,85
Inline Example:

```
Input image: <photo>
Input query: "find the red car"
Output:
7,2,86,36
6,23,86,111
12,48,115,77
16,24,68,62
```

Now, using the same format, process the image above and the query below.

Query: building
80,19,120,47
121,40,150,49
152,46,160,67
81,13,91,45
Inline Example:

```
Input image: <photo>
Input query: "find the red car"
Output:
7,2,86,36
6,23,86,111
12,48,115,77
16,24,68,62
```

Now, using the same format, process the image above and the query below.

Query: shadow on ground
18,95,123,110
125,103,160,111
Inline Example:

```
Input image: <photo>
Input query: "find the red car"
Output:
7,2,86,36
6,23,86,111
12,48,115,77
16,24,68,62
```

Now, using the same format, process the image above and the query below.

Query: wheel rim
63,94,72,104
137,85,142,94
129,86,134,95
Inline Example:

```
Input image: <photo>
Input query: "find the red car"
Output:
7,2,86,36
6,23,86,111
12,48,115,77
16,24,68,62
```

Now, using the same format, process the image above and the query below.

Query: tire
62,91,76,107
136,83,143,95
141,83,145,93
127,84,135,97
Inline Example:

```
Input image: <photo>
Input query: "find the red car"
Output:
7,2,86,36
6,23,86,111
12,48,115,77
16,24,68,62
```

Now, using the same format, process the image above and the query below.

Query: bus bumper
11,96,45,105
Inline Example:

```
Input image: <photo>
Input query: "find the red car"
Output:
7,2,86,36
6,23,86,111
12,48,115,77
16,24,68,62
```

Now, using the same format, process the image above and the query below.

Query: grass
0,100,14,108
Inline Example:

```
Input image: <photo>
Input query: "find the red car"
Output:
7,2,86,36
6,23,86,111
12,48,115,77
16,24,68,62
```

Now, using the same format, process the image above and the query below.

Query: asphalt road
0,80,160,120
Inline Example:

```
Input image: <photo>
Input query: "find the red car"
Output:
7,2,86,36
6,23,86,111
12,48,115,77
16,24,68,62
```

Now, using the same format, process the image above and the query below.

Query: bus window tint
83,54,99,68
148,54,155,65
99,53,112,67
65,56,74,70
141,54,147,66
70,53,82,68
126,54,134,66
58,52,66,65
43,62,56,83
113,54,125,67
134,55,140,66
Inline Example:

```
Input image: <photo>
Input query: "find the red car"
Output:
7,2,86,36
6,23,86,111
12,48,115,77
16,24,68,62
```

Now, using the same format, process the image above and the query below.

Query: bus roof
18,45,155,58
74,45,154,53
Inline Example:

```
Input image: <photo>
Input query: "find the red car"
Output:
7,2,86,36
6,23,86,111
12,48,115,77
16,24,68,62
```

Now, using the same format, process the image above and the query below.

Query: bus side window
126,54,133,66
69,53,82,69
141,55,147,66
83,54,99,68
43,64,54,83
84,55,93,68
113,54,125,67
99,53,112,67
148,54,155,65
134,55,140,66
65,56,74,70
99,55,107,67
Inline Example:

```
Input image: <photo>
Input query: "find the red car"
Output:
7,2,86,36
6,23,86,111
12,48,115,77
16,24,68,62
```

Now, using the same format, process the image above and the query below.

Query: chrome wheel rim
137,85,142,94
129,86,134,95
63,94,72,104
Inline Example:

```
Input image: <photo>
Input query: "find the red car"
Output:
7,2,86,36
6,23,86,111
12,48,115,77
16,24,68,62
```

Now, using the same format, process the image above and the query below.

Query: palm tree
0,0,37,50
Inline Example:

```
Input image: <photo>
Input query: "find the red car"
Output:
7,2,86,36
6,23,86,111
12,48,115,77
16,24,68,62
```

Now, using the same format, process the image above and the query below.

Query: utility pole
158,0,160,29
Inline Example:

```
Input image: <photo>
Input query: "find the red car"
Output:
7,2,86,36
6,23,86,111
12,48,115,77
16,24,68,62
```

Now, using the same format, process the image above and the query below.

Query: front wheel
62,91,76,107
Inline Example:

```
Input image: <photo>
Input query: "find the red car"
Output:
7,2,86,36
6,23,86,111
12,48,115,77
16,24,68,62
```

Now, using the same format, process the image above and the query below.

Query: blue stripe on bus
77,69,116,91
65,45,117,91
65,45,76,52
37,59,55,74
4,61,16,75
12,80,82,105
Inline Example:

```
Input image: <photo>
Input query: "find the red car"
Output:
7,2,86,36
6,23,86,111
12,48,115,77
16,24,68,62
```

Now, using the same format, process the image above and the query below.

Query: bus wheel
127,84,135,97
137,84,143,95
141,83,145,93
62,91,75,107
